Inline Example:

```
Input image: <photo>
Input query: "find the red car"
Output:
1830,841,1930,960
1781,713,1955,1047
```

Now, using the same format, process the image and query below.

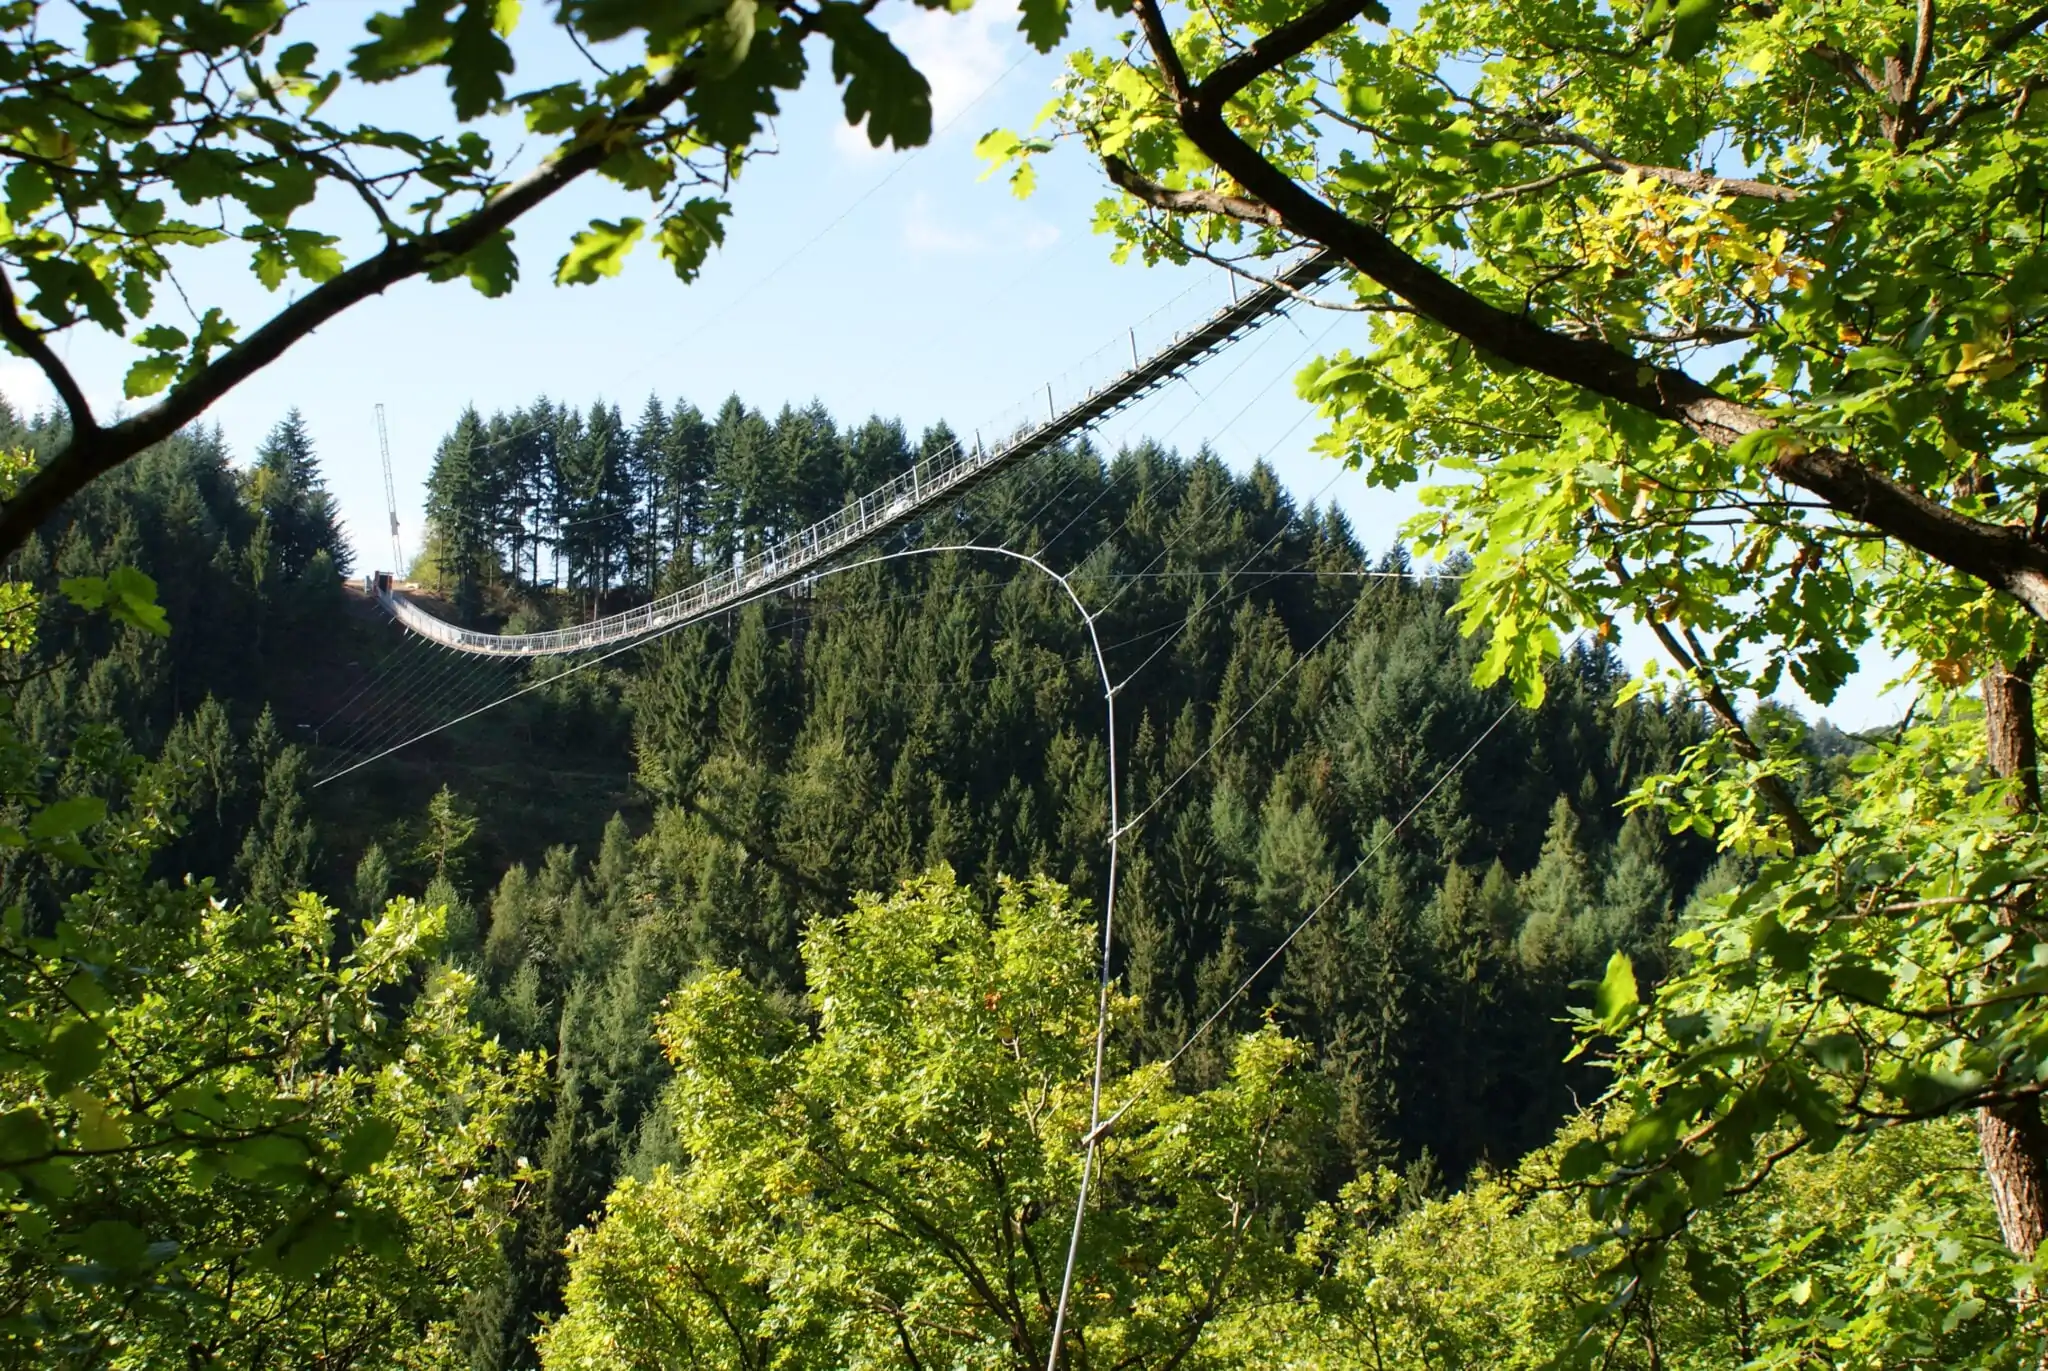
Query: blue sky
0,2,1907,726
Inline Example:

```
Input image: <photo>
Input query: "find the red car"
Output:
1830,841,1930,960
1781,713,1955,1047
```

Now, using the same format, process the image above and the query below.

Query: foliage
1232,1115,2015,1369
994,0,2048,1341
540,866,1325,1371
1553,703,2048,1333
1003,0,2048,710
0,0,1126,553
401,399,1727,1350
0,590,541,1366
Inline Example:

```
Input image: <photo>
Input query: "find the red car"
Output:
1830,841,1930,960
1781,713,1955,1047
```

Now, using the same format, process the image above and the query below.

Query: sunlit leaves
1592,950,1637,1030
555,216,645,284
1018,0,1076,53
0,0,1031,459
543,867,1324,1369
656,196,731,280
427,224,520,295
60,565,169,636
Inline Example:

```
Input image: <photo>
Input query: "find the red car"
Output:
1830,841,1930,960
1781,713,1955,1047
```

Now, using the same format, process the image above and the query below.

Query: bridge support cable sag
372,250,1344,656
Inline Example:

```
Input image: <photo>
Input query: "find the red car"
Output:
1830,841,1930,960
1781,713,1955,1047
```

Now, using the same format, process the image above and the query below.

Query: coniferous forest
9,3,2048,1368
7,390,1968,1370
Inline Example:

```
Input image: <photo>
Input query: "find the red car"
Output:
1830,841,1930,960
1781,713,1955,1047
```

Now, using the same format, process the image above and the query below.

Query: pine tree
1515,796,1604,973
352,842,394,920
627,396,668,594
233,711,316,914
660,401,714,569
418,784,480,885
1601,809,1674,959
250,409,350,578
424,407,493,605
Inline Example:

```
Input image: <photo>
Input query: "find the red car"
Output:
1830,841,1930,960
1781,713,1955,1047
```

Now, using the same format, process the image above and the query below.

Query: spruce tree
1515,796,1604,973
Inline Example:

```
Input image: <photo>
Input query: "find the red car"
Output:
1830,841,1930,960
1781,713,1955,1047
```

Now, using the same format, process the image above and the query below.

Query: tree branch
1127,0,2048,625
0,47,721,558
0,265,96,436
1608,556,1822,854
1105,155,1280,226
1989,2,2048,58
1522,127,1807,203
1194,0,1374,110
1904,0,1936,106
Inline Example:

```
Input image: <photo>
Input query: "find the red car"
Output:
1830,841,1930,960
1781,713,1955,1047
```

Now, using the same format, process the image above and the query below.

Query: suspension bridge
375,250,1342,657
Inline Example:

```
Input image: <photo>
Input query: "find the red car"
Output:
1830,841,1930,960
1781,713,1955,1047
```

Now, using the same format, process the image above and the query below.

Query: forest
6,1,2048,1369
1,390,1997,1369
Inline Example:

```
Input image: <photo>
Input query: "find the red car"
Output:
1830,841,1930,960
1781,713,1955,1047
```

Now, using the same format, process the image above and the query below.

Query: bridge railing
381,250,1342,657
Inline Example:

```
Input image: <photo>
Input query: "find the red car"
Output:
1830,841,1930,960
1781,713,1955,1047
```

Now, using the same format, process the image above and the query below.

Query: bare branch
1608,555,1822,854
1515,125,1808,203
1132,0,1193,105
1905,0,1936,106
0,265,96,435
1443,162,1602,207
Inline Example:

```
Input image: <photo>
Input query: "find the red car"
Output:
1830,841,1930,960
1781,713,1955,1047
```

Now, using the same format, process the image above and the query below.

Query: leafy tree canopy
987,0,2048,1330
0,616,540,1365
0,0,1105,555
541,866,1325,1371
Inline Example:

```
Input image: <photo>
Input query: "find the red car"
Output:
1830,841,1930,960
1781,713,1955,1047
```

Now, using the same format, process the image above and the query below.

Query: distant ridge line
380,251,1343,657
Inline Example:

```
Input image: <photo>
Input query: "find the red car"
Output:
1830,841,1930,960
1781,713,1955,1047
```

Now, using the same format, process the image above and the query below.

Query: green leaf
351,7,455,81
5,162,52,221
428,226,520,297
1663,0,1724,61
1806,1033,1864,1074
75,1219,150,1270
447,0,517,119
1558,1137,1608,1183
1822,960,1892,1005
0,1107,52,1163
277,41,319,79
27,796,106,841
655,198,730,282
132,324,187,350
268,1208,355,1280
72,1094,129,1151
42,1020,108,1094
1594,950,1638,1030
123,353,180,399
555,217,645,286
817,4,932,150
1017,0,1073,53
282,230,345,284
1683,1244,1741,1305
335,1118,399,1175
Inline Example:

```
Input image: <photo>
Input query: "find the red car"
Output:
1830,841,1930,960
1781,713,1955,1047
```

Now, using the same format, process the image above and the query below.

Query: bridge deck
381,251,1342,656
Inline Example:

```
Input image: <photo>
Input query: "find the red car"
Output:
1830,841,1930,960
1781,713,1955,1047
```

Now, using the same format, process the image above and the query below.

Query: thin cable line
1112,597,1362,843
1058,290,1335,589
1111,432,1342,693
1084,696,1520,1142
327,547,1128,1371
310,634,418,736
324,647,507,774
321,632,454,758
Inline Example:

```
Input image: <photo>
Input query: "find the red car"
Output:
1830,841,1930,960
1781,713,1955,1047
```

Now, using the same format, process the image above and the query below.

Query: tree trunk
1979,665,2048,1265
